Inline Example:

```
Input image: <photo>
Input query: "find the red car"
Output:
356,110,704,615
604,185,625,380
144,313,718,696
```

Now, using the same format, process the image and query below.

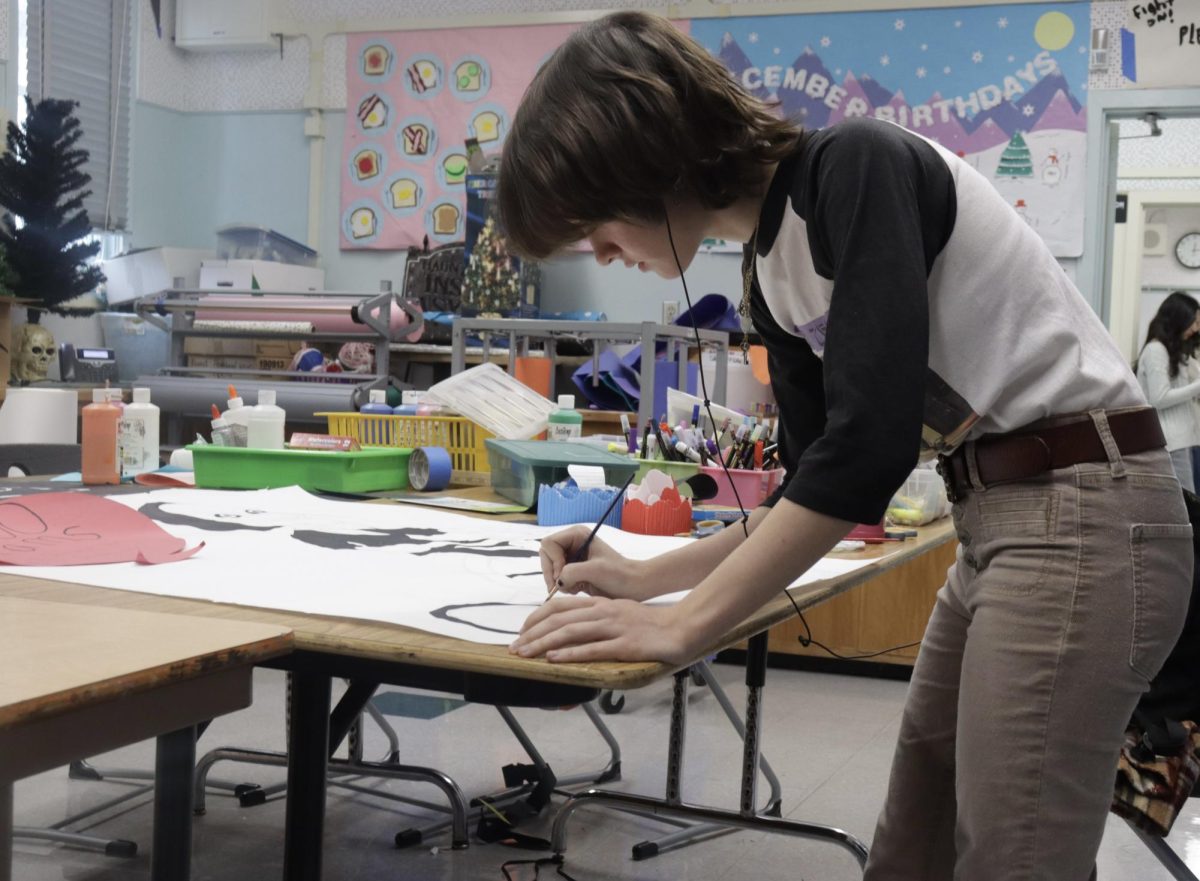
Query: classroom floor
11,664,1200,881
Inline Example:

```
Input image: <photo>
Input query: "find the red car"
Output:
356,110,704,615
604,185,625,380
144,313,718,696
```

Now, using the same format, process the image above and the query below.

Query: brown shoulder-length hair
497,11,803,260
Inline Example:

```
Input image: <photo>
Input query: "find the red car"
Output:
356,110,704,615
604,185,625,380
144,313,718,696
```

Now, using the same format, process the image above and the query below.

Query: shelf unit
135,288,422,444
450,318,731,430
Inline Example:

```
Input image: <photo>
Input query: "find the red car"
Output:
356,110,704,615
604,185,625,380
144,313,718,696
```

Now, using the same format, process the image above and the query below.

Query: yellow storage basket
318,412,493,479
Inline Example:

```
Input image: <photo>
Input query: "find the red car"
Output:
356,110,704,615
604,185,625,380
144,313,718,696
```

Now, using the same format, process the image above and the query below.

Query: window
24,0,133,233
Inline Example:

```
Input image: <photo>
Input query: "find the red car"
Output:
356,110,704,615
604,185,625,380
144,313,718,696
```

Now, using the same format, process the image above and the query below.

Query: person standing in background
1136,291,1200,491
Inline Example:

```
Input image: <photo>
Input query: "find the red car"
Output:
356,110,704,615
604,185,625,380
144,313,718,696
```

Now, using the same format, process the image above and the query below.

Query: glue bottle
82,388,121,485
210,406,236,447
247,389,287,449
547,394,583,442
119,387,160,476
223,385,250,447
360,389,393,414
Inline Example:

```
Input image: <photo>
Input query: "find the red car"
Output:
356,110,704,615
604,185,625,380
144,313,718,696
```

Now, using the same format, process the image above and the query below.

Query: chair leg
1128,821,1200,881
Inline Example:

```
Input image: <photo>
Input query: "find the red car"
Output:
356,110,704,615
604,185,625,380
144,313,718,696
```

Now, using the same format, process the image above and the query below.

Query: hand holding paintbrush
545,471,636,601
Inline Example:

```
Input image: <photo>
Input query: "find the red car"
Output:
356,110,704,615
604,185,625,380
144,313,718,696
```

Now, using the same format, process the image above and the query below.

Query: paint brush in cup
546,471,637,601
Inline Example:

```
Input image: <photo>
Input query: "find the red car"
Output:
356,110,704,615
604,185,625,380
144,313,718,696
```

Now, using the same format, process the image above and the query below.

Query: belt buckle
935,456,960,504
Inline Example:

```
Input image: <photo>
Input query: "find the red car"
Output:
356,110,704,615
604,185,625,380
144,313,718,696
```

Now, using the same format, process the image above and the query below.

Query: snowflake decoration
748,32,759,43
916,66,927,78
894,18,905,30
998,17,1008,28
1008,54,1015,62
820,35,831,47
880,54,891,67
972,51,984,63
1023,104,1035,116
1079,45,1088,53
835,68,842,76
954,20,963,28
943,66,952,74
773,47,781,55
920,43,928,51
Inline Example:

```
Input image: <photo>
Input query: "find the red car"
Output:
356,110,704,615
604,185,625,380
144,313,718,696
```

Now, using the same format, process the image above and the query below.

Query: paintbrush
546,471,637,601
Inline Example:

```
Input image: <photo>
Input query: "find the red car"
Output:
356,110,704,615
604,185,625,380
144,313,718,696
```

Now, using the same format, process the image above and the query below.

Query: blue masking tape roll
409,446,452,491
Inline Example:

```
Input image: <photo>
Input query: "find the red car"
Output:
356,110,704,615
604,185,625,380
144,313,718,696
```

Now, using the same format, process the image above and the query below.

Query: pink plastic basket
699,466,784,509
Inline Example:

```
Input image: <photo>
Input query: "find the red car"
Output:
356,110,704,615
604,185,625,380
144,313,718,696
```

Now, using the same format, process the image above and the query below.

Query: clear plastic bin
887,466,951,526
216,224,319,267
486,439,639,508
425,363,557,440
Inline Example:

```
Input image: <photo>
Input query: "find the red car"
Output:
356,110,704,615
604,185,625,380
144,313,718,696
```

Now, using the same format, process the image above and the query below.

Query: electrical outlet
661,300,681,325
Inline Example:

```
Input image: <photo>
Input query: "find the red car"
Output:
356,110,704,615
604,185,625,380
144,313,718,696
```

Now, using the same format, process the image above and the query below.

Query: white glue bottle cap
259,389,276,406
557,394,575,410
91,388,106,404
132,387,151,404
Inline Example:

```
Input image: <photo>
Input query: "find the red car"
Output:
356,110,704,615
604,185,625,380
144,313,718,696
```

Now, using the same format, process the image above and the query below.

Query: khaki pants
865,425,1193,881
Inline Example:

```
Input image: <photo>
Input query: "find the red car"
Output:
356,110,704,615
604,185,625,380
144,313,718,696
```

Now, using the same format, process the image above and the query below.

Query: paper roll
0,388,79,444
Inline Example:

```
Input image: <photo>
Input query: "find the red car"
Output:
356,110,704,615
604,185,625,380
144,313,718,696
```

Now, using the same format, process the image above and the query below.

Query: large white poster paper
2,487,881,645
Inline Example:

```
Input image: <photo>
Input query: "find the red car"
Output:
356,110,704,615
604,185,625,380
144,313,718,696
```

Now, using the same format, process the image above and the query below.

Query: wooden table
0,518,954,879
0,597,292,881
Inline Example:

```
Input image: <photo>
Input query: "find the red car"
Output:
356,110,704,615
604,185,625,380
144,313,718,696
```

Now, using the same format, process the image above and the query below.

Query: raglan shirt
752,117,1145,524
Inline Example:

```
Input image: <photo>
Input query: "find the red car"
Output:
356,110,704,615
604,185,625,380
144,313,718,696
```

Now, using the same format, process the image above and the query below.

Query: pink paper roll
195,295,422,339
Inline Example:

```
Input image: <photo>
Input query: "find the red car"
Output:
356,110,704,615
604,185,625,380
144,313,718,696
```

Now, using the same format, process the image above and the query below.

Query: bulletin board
341,6,1088,257
340,22,582,250
690,3,1090,257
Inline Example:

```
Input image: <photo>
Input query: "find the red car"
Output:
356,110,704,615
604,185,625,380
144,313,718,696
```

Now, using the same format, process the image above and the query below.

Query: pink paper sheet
0,494,203,566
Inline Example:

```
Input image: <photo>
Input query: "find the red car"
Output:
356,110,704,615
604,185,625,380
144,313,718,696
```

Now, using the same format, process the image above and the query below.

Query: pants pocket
1129,523,1194,681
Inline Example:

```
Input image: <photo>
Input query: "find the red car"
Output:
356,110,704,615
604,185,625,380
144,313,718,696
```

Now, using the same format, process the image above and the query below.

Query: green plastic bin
190,446,412,492
485,439,639,508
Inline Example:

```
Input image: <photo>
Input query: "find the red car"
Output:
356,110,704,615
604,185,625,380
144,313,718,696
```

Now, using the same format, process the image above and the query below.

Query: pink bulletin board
342,22,585,250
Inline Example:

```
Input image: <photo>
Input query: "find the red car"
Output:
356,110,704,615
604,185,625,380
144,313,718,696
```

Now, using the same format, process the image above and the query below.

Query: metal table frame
450,319,731,431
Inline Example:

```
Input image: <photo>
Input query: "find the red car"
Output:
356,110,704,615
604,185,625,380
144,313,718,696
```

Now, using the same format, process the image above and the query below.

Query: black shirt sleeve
756,119,956,524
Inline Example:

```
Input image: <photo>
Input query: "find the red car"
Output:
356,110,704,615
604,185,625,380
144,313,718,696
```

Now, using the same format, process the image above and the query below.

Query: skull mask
12,324,55,384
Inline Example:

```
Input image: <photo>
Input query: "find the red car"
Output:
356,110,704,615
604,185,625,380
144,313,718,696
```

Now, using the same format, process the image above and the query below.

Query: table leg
283,671,331,881
551,633,869,870
1,780,12,881
152,725,196,881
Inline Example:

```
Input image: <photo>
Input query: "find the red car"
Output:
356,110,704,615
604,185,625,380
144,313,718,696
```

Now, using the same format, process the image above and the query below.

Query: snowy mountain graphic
719,32,770,103
776,47,838,127
717,37,1085,143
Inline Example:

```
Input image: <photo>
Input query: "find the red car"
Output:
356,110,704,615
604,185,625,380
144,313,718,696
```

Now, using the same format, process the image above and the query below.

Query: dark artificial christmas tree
0,97,104,322
463,215,521,315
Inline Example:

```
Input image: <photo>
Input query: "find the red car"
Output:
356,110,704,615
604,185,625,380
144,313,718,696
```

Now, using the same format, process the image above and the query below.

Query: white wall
1142,205,1200,289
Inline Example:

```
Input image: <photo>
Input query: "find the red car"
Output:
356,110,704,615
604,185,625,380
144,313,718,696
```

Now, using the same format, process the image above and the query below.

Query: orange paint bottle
82,388,120,485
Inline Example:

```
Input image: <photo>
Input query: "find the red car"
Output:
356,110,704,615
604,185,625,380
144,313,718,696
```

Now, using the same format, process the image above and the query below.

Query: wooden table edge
0,631,293,731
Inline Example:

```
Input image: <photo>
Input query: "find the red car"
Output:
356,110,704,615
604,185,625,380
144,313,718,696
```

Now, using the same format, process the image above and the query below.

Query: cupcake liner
537,483,623,528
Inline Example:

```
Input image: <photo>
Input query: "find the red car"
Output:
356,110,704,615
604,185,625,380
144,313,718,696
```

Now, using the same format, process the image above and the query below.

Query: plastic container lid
228,396,245,410
259,389,277,406
424,363,556,440
557,394,575,410
132,387,150,404
91,389,106,403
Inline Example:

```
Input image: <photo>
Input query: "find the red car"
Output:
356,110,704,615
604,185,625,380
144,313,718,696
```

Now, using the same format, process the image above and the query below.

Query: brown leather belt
935,408,1165,503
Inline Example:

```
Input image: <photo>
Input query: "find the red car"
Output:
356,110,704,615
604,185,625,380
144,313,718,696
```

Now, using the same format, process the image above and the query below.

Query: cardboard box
255,339,302,359
199,259,325,292
255,356,292,371
184,337,258,357
103,247,214,304
187,354,256,370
